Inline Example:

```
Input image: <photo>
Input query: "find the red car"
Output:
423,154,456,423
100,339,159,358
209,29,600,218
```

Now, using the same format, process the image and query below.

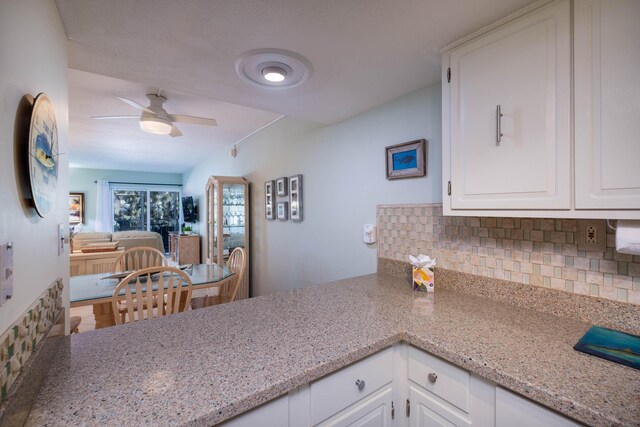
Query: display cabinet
205,176,249,299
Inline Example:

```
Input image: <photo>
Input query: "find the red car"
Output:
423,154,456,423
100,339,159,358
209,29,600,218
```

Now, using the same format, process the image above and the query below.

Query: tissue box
412,266,434,292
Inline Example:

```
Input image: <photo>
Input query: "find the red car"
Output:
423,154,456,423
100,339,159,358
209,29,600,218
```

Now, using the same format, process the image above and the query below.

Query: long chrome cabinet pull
496,104,503,145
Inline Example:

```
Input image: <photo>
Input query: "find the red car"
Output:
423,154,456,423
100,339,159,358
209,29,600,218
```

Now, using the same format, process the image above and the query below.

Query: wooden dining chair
190,247,246,309
112,266,192,325
113,246,168,273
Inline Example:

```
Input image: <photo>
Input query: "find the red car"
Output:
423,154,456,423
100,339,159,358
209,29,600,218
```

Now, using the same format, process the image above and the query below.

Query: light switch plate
58,223,65,256
0,242,14,305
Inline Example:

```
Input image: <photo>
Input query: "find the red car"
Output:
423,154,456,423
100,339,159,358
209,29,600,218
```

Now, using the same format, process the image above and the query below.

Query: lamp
139,116,172,135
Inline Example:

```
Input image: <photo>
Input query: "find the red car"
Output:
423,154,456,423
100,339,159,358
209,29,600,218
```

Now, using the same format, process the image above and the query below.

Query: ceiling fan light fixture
139,116,172,135
262,66,287,82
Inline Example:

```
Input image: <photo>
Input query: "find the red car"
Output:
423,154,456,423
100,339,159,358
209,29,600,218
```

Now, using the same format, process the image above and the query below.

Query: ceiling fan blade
169,125,183,137
90,115,139,120
169,114,218,127
117,97,154,114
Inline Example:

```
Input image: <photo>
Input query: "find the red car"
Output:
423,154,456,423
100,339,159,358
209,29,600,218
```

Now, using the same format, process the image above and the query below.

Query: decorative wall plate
28,93,58,217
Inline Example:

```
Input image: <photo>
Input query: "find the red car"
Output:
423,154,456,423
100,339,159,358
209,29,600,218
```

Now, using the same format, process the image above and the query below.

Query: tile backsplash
0,279,63,401
377,204,640,305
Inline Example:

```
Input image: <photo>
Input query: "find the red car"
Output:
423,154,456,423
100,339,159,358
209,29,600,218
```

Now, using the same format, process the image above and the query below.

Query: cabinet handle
428,372,438,383
355,379,365,391
496,104,503,145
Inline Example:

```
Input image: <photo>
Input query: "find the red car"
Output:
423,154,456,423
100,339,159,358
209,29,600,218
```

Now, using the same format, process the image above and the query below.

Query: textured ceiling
57,0,534,172
68,69,281,173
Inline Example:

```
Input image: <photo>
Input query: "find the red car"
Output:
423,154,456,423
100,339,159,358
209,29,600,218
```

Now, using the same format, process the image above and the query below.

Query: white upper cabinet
442,0,640,218
574,0,640,209
447,0,571,210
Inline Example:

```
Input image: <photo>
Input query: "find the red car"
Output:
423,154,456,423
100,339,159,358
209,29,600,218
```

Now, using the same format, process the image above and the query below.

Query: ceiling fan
91,91,218,137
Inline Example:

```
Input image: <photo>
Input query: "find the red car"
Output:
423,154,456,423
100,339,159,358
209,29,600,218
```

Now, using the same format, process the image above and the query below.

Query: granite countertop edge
185,333,403,427
25,273,639,427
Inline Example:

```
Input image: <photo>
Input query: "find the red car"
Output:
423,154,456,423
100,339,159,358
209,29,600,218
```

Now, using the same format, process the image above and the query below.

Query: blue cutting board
574,326,640,370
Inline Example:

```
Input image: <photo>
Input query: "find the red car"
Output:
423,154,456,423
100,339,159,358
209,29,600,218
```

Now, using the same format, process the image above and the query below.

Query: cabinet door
221,395,289,427
409,385,471,427
319,387,392,427
179,236,200,264
495,388,579,427
574,0,640,209
447,0,571,210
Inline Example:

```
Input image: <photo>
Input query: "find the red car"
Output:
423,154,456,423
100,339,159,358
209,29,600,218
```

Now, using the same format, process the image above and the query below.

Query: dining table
70,263,235,329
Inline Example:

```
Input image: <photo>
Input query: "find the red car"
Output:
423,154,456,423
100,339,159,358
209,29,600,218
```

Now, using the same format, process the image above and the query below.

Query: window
111,184,182,251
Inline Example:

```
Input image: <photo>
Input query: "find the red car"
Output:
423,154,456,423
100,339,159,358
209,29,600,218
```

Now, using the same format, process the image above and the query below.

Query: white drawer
310,347,394,425
408,346,470,413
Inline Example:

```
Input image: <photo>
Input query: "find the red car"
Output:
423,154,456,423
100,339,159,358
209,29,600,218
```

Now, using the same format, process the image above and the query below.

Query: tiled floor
70,305,97,333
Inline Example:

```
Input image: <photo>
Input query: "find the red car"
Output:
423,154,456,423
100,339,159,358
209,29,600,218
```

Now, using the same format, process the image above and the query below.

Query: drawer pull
355,379,365,391
427,372,438,383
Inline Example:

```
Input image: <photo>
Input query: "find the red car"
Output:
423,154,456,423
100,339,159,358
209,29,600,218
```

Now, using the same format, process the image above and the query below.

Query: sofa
71,231,165,253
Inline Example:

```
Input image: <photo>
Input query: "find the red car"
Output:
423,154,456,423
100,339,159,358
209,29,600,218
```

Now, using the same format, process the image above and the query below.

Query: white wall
69,168,183,231
183,84,442,296
0,1,69,332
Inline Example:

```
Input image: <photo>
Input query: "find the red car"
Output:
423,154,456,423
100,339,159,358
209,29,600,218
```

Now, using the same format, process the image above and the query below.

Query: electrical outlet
577,220,606,252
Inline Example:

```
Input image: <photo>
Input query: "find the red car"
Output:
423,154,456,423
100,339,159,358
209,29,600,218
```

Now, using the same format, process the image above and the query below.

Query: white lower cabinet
222,344,580,427
310,347,395,425
409,384,470,427
495,387,580,427
319,386,393,427
221,394,290,427
407,345,495,427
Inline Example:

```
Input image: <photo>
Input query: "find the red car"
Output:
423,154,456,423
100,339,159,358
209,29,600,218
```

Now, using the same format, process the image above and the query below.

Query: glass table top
70,263,234,304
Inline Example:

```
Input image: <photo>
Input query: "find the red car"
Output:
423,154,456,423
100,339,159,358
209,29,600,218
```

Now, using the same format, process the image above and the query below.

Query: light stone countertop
25,274,640,426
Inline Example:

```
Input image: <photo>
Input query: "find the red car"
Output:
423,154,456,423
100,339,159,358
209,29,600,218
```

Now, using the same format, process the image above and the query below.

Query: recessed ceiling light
235,49,312,88
262,66,287,82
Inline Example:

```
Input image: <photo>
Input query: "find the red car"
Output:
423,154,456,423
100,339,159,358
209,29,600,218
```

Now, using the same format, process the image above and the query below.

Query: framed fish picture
28,93,59,217
385,139,426,180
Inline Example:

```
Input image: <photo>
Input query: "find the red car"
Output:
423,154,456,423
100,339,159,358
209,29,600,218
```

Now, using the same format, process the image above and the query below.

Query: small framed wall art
265,180,275,220
276,177,288,196
289,174,303,221
69,192,85,224
277,201,288,221
385,139,427,180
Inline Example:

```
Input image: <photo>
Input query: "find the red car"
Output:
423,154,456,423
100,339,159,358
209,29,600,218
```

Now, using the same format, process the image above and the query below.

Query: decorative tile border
0,279,63,402
377,204,640,305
